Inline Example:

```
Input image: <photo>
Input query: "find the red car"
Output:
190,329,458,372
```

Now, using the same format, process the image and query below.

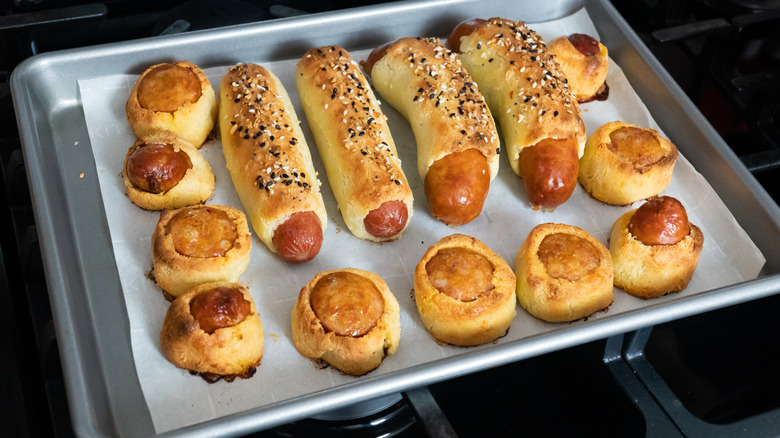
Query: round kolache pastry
514,223,613,323
414,234,517,346
547,33,609,103
126,60,218,148
122,131,215,210
160,281,263,382
291,268,400,376
579,121,678,206
152,204,251,300
610,196,704,298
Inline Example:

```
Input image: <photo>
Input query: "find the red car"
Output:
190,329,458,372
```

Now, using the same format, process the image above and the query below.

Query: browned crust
160,281,263,376
579,121,679,206
126,60,217,148
610,210,704,298
514,223,613,322
547,36,609,102
369,37,500,179
121,131,215,210
414,233,517,346
219,63,327,251
296,46,414,241
456,18,586,173
291,268,400,376
152,204,251,299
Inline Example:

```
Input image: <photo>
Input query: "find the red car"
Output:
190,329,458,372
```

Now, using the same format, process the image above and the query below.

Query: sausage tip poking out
447,18,487,52
518,138,579,211
272,211,323,264
424,149,490,226
364,200,409,239
629,196,690,245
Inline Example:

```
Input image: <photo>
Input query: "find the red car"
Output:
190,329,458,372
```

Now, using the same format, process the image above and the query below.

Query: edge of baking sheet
9,0,780,436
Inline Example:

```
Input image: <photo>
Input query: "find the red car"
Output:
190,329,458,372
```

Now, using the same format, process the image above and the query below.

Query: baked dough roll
219,63,327,264
160,281,263,382
296,46,413,242
362,37,500,226
122,131,215,210
579,121,678,206
291,268,400,376
514,223,613,322
547,33,609,103
126,60,217,148
414,234,516,346
449,18,587,211
152,204,251,300
610,196,704,298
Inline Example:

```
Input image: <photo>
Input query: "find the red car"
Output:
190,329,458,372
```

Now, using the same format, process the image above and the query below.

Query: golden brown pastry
579,121,678,206
122,131,214,210
296,46,413,242
449,18,586,211
152,204,251,299
414,234,517,346
291,268,400,376
514,223,613,322
160,281,263,382
362,37,500,226
126,60,217,148
219,63,327,264
610,196,704,298
547,33,609,103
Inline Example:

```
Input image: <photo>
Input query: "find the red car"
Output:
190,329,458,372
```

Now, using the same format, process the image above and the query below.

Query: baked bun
122,131,215,210
579,121,678,206
610,196,704,298
363,37,500,226
152,204,251,300
547,33,609,103
414,234,516,346
219,63,328,264
160,281,263,381
296,46,413,242
514,223,613,322
291,268,400,376
449,18,587,211
126,60,217,148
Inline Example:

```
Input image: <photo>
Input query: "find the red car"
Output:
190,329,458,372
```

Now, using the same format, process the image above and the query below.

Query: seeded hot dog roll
610,196,704,298
126,60,218,148
414,234,517,346
122,131,215,210
160,281,263,382
514,223,613,322
449,18,586,211
363,37,500,226
219,63,327,264
547,33,609,103
296,46,413,242
152,204,251,300
291,268,401,376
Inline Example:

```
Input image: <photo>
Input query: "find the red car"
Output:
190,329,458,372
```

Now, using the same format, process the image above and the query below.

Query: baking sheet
76,7,763,434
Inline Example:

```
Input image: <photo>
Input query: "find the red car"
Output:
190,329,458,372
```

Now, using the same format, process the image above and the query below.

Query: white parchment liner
78,8,764,434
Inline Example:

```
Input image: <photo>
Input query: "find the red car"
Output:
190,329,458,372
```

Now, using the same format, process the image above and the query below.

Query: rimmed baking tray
10,0,780,436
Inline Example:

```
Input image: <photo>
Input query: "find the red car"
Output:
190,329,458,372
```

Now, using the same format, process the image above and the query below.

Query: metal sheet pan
10,0,780,436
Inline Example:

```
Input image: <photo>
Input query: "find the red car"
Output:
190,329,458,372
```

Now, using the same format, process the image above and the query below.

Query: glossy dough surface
152,204,251,299
610,209,704,298
296,46,413,241
547,35,609,102
219,63,327,253
160,281,263,376
122,132,214,210
368,37,500,181
579,121,678,205
291,268,400,376
126,60,218,148
514,223,613,322
455,18,586,174
414,234,517,346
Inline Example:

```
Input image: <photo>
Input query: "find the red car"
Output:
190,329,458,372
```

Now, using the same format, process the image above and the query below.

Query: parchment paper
78,8,765,434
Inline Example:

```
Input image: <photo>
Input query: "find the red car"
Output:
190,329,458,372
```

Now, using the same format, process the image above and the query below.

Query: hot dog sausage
272,211,324,264
517,138,579,212
628,196,690,245
424,149,490,225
